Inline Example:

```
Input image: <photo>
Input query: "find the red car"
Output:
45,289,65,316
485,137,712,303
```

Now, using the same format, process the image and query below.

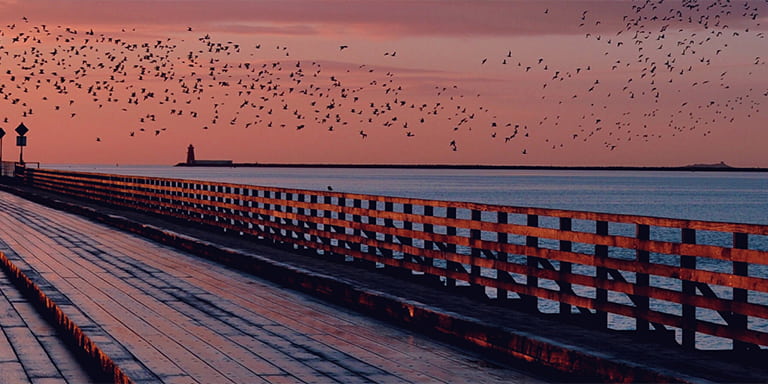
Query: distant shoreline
175,163,767,172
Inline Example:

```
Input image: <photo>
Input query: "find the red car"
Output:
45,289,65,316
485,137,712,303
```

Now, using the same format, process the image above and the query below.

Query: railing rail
0,161,16,177
19,167,768,351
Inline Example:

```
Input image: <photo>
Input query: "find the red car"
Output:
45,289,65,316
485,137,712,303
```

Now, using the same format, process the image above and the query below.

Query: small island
684,161,732,169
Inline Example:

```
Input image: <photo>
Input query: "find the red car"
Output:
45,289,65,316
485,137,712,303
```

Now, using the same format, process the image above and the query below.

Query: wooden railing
0,161,16,177
18,168,768,351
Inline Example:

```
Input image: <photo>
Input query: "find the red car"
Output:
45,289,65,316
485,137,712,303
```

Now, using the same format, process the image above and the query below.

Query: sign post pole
0,128,5,164
15,123,28,165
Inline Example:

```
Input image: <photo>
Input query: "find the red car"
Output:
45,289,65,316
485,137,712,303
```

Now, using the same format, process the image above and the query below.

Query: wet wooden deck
0,190,546,383
0,265,93,383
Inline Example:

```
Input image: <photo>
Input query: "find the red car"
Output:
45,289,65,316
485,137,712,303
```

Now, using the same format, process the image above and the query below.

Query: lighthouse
186,144,196,165
178,144,233,166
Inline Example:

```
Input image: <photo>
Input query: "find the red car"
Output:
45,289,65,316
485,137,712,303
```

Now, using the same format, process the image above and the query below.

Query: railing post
525,214,539,312
402,203,414,277
681,228,697,350
363,199,378,269
255,189,266,236
296,193,307,245
211,184,218,220
423,205,435,275
470,209,483,296
636,224,650,335
732,232,749,352
243,188,254,234
233,187,242,233
559,217,573,316
446,207,458,288
383,201,395,264
309,194,319,246
337,196,347,260
351,198,363,260
323,195,336,259
265,191,276,242
285,192,295,244
497,212,509,303
595,220,609,329
275,191,285,240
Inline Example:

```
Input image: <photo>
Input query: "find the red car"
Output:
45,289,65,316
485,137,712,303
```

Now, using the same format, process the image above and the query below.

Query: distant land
175,161,766,172
178,146,765,171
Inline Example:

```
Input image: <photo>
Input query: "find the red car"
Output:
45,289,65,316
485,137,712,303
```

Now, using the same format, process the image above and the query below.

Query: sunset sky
0,0,765,166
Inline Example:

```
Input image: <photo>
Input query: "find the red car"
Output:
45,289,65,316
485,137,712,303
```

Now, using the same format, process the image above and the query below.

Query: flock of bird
0,0,764,156
474,0,766,152
0,19,506,152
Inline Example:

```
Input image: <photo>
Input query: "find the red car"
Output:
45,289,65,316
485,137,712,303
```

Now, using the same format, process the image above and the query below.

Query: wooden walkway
0,261,93,383
0,190,545,383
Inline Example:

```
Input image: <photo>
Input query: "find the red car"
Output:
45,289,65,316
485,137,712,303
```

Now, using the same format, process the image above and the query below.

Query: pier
0,166,767,382
0,186,541,383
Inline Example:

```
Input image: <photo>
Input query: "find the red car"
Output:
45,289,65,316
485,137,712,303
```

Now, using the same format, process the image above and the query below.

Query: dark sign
0,128,5,139
16,136,26,146
15,123,28,136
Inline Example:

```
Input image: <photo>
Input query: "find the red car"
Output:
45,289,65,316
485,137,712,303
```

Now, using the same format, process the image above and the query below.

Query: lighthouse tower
186,144,196,165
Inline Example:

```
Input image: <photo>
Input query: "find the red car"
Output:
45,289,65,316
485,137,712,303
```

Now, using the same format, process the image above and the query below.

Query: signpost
15,123,28,165
0,127,5,164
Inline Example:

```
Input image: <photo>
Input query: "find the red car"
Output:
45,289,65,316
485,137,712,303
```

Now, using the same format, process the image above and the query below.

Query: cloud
212,23,320,36
1,0,764,39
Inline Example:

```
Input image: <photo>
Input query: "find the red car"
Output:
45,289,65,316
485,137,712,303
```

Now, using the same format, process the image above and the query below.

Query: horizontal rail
18,167,768,351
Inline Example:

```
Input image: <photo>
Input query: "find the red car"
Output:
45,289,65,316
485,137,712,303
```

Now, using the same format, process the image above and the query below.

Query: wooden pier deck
3,179,768,383
0,190,545,383
0,261,93,383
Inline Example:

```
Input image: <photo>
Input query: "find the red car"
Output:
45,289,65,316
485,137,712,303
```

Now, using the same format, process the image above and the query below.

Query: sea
44,164,768,349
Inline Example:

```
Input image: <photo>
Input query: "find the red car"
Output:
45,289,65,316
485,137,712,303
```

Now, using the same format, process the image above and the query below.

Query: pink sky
0,0,765,166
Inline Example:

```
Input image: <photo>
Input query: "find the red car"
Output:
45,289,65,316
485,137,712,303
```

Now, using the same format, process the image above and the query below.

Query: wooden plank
6,326,76,379
0,361,29,383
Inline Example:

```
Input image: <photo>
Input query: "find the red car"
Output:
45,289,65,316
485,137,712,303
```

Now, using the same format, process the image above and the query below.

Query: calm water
47,164,768,225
